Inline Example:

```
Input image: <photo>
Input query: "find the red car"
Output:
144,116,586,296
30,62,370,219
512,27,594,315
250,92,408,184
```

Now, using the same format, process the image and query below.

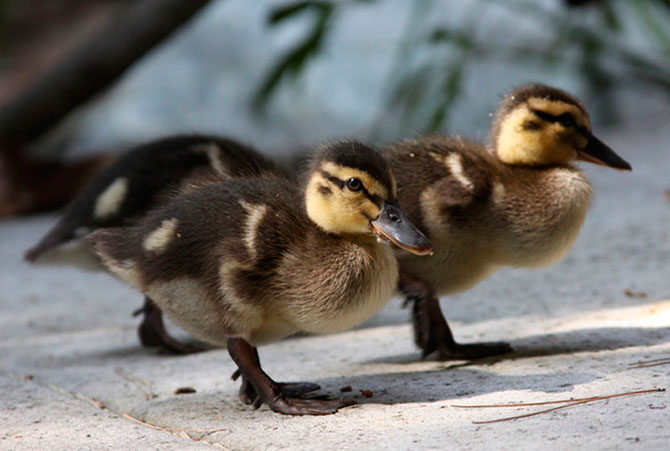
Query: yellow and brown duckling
385,83,631,360
89,141,431,415
25,135,281,353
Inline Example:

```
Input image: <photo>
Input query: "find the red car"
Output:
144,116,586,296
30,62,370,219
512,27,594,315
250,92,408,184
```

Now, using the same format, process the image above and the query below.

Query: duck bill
577,135,631,171
370,201,432,256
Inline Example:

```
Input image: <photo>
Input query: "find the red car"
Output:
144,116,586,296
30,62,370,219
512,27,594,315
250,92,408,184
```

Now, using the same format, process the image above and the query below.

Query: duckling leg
230,350,321,405
135,297,201,354
399,273,513,360
227,338,355,415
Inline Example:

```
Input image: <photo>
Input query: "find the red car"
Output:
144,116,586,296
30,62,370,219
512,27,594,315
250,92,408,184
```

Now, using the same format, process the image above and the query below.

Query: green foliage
254,0,670,132
252,1,334,111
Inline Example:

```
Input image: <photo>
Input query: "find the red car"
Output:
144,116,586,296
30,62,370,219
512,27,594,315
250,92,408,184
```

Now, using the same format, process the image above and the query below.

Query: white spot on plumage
239,200,267,260
143,218,179,253
491,180,506,204
94,177,128,219
195,143,226,175
445,153,473,191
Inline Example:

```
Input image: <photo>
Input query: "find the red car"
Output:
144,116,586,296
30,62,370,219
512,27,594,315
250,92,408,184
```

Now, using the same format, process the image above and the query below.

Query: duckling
89,141,432,415
25,135,281,353
385,84,631,360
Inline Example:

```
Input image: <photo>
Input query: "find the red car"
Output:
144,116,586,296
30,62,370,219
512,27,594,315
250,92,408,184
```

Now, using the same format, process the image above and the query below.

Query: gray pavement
1,115,669,450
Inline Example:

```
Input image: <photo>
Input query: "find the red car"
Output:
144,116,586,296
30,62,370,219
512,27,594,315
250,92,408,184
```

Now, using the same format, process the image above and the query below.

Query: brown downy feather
89,141,416,347
25,135,279,262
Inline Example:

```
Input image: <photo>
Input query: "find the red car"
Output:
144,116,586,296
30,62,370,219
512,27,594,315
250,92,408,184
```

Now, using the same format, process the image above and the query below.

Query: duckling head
491,84,631,171
305,141,432,256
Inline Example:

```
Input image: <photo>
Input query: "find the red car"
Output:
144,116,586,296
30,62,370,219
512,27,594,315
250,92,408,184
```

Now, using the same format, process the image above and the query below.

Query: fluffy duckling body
26,135,280,353
90,141,431,415
386,84,631,359
391,136,591,294
26,135,278,261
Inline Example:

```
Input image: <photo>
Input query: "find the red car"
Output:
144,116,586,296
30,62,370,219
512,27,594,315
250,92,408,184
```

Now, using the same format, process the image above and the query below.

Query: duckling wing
386,137,493,231
25,136,275,262
88,177,301,343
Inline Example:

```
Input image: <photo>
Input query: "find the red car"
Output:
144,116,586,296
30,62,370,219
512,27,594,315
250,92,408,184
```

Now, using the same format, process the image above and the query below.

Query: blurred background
0,0,668,216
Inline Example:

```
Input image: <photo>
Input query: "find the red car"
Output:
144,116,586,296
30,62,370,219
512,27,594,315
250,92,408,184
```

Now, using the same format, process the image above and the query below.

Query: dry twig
453,388,664,424
629,358,670,369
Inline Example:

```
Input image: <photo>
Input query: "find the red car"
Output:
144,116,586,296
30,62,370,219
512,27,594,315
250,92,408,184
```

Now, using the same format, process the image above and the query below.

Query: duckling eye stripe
320,170,383,206
532,109,564,124
531,109,589,137
368,192,383,206
321,170,344,189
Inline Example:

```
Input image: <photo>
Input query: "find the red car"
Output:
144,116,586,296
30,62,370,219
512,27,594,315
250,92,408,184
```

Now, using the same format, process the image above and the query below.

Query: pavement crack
114,368,157,400
122,413,229,447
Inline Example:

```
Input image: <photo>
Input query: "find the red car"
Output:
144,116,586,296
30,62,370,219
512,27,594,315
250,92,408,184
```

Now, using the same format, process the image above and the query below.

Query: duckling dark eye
346,177,363,192
558,113,576,127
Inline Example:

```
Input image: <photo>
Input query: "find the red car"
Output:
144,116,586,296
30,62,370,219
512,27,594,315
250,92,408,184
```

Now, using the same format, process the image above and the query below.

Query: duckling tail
24,219,80,262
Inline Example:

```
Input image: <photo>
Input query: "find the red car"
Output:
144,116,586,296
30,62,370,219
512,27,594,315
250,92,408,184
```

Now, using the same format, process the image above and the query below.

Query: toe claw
252,397,263,409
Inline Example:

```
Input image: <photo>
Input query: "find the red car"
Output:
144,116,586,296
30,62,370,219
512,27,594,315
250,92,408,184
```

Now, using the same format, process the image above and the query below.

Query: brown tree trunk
0,0,212,216
0,0,212,148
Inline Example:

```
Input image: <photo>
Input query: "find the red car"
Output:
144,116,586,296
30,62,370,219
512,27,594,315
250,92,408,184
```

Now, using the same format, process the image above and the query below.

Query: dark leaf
253,4,334,110
429,27,472,49
426,61,464,132
268,1,329,25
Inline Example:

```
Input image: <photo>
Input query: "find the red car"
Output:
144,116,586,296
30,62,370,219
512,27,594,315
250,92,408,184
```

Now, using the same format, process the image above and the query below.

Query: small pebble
624,289,647,298
359,389,373,398
174,387,197,395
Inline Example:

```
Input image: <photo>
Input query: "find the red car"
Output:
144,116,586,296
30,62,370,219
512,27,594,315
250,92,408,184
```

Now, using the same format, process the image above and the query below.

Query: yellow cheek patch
496,106,578,166
305,172,381,235
360,201,381,221
527,98,591,129
320,162,391,199
573,133,588,149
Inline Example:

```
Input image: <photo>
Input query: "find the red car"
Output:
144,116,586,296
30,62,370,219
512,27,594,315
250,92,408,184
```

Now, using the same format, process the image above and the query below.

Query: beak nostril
389,213,401,223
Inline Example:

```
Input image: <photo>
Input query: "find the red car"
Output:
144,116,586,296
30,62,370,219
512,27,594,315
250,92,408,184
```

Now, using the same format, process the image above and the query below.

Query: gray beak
578,135,631,171
370,201,432,256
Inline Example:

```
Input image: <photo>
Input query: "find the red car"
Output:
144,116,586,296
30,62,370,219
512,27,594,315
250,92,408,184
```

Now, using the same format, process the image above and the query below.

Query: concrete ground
1,116,669,450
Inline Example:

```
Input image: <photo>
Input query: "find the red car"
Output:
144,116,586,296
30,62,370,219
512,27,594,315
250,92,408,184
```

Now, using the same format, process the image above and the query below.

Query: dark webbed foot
135,297,202,354
231,367,322,405
399,273,513,361
227,338,355,415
